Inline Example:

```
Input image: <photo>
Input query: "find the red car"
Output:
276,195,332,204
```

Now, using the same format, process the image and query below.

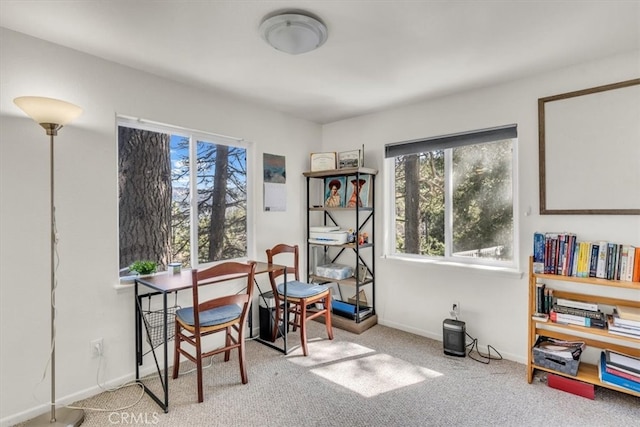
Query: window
118,118,249,271
385,125,517,268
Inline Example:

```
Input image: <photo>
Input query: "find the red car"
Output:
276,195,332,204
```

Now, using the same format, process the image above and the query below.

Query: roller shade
384,124,517,158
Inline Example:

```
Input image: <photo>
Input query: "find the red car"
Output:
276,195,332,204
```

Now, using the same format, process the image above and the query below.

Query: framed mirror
538,79,640,215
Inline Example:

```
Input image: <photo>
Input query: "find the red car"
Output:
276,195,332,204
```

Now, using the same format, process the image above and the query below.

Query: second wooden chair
266,243,333,356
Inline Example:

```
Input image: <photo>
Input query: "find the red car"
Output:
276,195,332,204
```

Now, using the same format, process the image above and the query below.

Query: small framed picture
345,174,371,208
338,149,362,169
324,176,346,207
310,152,337,172
357,264,369,282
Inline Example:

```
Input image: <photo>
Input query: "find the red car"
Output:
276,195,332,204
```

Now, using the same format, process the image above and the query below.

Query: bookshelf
303,167,377,334
527,256,640,397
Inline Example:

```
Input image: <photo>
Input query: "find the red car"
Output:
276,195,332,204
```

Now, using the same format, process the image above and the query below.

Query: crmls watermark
108,412,160,425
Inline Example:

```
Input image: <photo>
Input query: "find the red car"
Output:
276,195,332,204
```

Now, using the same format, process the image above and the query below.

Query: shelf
313,311,378,334
532,271,640,289
527,256,640,399
532,362,640,397
309,274,373,287
303,167,378,178
307,242,373,249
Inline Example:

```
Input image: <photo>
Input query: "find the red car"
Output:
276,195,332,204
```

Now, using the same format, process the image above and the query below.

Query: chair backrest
266,244,301,289
190,261,256,330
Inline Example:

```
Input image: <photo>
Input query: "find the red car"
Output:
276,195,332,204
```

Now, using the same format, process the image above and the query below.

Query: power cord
465,331,503,364
65,352,145,412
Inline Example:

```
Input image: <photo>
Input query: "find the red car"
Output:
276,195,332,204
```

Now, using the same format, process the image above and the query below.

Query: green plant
129,260,157,275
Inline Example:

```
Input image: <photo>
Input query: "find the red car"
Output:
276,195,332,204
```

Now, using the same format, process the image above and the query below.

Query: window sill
383,254,524,279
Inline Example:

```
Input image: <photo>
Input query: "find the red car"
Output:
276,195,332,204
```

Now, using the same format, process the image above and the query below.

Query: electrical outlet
90,338,103,358
451,301,460,317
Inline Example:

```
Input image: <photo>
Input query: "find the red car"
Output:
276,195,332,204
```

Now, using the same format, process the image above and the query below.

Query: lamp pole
14,97,84,427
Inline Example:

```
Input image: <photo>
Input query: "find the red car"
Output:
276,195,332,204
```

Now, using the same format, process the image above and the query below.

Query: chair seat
176,304,241,327
277,281,328,298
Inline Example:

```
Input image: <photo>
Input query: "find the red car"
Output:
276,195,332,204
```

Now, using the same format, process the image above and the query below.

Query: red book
605,365,640,383
547,373,595,399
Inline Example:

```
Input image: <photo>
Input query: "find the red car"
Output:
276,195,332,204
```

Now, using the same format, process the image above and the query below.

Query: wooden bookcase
527,256,640,397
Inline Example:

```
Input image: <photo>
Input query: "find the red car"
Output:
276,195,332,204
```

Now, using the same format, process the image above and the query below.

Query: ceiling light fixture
260,12,328,55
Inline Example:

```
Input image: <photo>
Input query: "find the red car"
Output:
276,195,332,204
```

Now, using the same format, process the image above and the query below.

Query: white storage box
315,263,354,280
309,230,348,245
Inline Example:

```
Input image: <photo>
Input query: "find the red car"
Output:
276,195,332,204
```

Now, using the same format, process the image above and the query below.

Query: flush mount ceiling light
260,12,328,55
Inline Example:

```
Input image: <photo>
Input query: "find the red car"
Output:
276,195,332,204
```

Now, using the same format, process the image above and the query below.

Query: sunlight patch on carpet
286,340,375,367
310,353,443,397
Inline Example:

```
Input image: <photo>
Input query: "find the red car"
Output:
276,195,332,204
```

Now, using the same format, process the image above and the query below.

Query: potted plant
129,260,157,276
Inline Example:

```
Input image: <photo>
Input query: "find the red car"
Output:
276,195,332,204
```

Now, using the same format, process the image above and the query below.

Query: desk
134,261,286,412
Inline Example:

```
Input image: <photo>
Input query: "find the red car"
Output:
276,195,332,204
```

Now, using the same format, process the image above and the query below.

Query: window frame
117,116,254,269
383,125,520,272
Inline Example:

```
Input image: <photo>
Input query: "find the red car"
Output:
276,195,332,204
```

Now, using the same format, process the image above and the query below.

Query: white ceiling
1,1,638,124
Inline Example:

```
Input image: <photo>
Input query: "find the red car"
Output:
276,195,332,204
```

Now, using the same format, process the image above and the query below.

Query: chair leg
195,335,204,403
271,300,282,342
224,326,231,362
325,295,334,340
300,302,308,356
238,332,248,384
172,320,181,379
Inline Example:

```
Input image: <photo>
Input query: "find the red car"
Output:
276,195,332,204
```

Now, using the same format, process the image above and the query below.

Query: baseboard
0,367,159,427
378,318,526,365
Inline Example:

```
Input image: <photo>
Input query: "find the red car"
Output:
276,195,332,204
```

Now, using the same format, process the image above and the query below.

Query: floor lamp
13,96,84,427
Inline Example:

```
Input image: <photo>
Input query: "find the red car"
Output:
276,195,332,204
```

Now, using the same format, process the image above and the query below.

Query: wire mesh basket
142,294,180,349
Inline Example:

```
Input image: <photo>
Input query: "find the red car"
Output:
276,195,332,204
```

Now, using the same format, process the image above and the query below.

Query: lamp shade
260,13,328,55
14,96,83,126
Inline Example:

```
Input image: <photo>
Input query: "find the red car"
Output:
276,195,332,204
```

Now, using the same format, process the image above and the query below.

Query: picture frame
345,174,371,208
539,79,640,214
356,264,369,283
338,149,362,169
324,176,346,208
310,151,337,172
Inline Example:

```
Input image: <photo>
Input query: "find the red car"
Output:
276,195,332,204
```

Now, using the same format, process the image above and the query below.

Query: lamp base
25,407,84,427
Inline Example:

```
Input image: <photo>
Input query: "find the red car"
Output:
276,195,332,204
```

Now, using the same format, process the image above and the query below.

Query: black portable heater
443,318,466,357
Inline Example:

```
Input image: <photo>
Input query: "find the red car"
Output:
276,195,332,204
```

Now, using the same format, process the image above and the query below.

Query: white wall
322,50,640,362
2,26,640,426
0,28,321,425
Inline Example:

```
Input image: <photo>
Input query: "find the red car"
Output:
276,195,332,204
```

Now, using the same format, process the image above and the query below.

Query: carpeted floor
18,321,640,426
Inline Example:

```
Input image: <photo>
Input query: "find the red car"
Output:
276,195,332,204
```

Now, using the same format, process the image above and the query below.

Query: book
553,304,604,320
588,242,599,278
624,245,636,281
535,282,546,314
605,365,640,383
633,246,640,282
617,305,640,322
599,352,640,392
332,300,372,321
606,315,640,339
612,309,640,329
595,241,608,279
533,232,545,274
550,311,605,329
605,349,640,375
547,373,595,399
555,298,598,312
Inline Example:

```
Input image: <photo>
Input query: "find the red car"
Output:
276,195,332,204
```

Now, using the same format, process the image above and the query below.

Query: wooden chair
266,243,333,356
172,261,256,403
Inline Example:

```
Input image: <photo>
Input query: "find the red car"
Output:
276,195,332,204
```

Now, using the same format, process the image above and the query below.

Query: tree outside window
118,123,247,271
388,127,516,267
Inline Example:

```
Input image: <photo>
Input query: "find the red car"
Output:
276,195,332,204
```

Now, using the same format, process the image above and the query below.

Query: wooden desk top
135,261,284,293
